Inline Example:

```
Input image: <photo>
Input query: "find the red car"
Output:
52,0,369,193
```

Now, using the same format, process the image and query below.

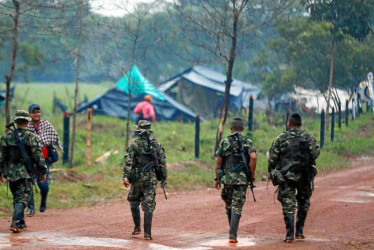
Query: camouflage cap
135,120,152,131
13,110,32,122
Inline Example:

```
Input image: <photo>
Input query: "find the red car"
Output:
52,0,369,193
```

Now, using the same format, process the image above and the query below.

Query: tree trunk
5,0,20,126
214,9,239,151
69,0,84,167
325,42,335,130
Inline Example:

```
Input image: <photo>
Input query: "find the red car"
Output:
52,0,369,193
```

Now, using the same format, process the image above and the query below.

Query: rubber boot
10,203,24,233
40,190,48,212
144,212,153,240
130,205,141,235
295,211,307,239
284,214,295,243
229,214,241,243
27,191,35,217
18,206,27,230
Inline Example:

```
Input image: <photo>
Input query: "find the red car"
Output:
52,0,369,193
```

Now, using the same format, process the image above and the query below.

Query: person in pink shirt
134,95,156,124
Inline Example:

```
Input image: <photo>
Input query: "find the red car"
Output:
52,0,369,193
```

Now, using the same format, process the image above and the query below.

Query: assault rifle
140,131,167,200
233,133,256,202
6,122,38,193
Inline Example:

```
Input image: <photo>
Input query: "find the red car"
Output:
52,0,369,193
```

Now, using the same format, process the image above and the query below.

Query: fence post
338,100,341,130
195,114,200,158
331,107,335,142
62,112,70,164
320,109,325,149
86,108,92,167
345,100,349,127
286,108,290,131
248,94,253,133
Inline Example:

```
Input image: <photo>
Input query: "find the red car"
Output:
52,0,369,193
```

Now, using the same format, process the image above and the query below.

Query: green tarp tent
115,65,165,101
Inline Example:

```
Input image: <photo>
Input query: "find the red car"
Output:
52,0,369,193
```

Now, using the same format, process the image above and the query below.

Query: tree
174,0,295,150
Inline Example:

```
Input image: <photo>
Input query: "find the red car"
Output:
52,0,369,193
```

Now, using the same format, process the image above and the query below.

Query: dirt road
1,156,373,249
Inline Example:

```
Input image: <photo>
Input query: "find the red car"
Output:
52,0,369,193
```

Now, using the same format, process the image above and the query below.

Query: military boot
18,207,27,230
40,191,48,212
295,211,307,239
144,212,153,240
10,203,24,233
130,205,141,235
284,214,295,243
27,191,35,217
229,213,241,243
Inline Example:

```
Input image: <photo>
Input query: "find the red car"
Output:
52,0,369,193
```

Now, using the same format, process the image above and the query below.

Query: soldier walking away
123,120,167,240
0,110,47,233
215,118,257,243
26,104,63,216
268,113,320,243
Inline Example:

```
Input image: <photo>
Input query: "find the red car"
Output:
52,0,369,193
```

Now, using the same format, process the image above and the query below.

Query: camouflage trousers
277,180,313,215
221,185,247,215
9,178,33,207
128,181,157,212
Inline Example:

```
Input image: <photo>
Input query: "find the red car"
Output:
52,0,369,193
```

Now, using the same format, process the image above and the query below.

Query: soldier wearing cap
268,113,320,243
123,120,167,240
214,118,257,243
0,110,47,233
26,104,62,216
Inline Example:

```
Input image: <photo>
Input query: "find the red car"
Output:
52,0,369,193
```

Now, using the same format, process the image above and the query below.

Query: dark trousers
28,162,50,208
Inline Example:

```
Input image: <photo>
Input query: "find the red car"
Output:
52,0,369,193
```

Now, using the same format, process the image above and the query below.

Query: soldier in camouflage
268,113,320,243
123,120,167,240
215,118,257,243
0,110,47,233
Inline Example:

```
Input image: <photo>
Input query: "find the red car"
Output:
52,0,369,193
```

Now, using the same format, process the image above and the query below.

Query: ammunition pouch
269,169,285,186
128,167,141,184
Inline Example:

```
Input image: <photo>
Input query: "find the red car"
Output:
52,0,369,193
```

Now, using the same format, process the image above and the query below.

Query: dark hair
15,119,29,126
231,118,244,131
288,113,302,127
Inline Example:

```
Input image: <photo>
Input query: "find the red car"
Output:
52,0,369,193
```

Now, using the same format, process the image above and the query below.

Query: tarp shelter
158,66,261,119
77,66,199,121
274,86,352,113
0,87,15,106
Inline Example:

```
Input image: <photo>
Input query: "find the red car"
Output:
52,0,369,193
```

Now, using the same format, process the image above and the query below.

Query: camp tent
77,66,199,121
158,66,261,119
0,87,15,106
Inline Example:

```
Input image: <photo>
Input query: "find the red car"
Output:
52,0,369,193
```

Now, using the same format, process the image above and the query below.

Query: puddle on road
200,238,256,247
331,191,374,204
0,232,130,249
150,243,211,250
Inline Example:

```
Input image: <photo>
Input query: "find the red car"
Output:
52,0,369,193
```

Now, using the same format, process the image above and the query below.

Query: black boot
144,212,153,240
295,211,307,239
18,206,27,230
130,205,141,235
284,214,295,243
10,203,24,233
40,191,48,212
229,214,241,243
27,191,35,216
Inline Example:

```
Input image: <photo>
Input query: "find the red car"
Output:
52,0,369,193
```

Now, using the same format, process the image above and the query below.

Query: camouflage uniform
123,120,167,239
268,127,320,241
216,133,256,215
0,110,46,232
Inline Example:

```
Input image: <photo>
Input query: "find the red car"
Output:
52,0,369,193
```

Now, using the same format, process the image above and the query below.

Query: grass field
0,82,374,216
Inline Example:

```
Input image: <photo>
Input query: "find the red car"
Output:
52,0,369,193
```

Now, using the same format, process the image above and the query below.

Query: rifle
6,122,38,193
233,133,256,202
140,131,167,200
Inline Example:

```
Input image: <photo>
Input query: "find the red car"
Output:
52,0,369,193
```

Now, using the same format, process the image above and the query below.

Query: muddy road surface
1,156,373,249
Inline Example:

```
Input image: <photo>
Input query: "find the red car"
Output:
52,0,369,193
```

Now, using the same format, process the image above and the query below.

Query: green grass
1,82,374,216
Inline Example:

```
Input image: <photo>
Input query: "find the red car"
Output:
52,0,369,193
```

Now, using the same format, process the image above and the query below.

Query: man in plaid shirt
26,104,63,216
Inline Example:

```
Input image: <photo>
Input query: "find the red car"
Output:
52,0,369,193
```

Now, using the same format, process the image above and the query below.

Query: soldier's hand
252,175,256,182
40,174,47,183
123,178,130,188
215,180,221,189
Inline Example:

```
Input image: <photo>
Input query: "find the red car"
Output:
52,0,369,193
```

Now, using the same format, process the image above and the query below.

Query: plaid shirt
27,119,63,151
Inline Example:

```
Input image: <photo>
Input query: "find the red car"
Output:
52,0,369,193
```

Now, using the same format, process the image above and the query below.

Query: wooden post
331,107,335,142
320,109,325,149
86,108,92,167
248,95,254,133
345,100,349,127
195,114,200,158
62,112,70,165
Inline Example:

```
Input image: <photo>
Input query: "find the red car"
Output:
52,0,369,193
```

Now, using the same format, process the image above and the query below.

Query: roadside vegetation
0,83,373,216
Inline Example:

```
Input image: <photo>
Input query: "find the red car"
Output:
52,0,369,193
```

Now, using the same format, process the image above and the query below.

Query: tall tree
174,0,295,150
